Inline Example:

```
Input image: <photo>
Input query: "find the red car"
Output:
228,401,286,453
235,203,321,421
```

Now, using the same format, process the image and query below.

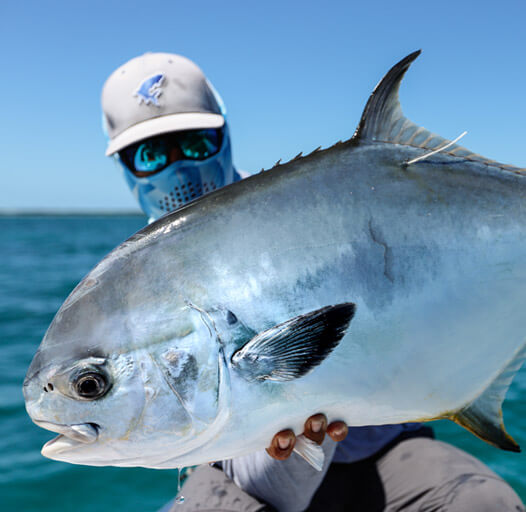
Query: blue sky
1,0,525,210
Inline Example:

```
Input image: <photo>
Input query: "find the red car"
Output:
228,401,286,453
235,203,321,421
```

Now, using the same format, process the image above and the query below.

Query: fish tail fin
451,339,526,452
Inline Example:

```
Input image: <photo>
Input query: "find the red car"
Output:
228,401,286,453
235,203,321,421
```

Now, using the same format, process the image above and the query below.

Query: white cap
102,53,225,156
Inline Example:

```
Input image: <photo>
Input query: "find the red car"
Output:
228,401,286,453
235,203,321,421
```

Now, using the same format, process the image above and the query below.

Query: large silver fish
24,51,526,470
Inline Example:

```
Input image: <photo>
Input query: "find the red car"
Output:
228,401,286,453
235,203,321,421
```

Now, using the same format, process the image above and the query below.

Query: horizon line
0,208,145,217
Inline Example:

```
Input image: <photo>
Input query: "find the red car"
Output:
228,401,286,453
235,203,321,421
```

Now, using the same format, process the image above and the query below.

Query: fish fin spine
452,339,526,452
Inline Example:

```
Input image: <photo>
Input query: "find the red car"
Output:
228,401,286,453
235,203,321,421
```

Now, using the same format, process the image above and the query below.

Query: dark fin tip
452,407,520,453
352,50,421,142
451,340,526,453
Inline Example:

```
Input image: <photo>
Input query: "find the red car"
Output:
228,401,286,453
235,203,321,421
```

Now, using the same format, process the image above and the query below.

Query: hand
266,414,348,461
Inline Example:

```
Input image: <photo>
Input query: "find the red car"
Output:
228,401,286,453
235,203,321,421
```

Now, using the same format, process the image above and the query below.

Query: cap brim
105,112,225,156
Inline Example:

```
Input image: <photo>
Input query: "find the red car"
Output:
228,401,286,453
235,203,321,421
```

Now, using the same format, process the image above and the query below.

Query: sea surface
1,215,525,511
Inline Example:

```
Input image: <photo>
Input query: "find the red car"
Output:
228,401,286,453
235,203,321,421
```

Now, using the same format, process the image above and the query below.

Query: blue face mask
118,126,238,223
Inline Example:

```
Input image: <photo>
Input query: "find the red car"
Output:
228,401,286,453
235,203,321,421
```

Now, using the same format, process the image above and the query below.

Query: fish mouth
33,420,100,456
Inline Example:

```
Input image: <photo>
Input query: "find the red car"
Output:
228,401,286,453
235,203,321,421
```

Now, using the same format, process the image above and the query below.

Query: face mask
119,127,237,223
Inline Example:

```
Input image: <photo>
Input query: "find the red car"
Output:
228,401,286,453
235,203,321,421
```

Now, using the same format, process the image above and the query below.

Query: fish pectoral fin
231,303,355,382
293,434,325,471
451,339,526,452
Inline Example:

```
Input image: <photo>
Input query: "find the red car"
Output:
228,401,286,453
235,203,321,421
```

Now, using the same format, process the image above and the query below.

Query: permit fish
24,51,526,471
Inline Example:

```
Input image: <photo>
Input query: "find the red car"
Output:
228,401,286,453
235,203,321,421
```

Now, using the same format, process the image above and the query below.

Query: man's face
118,129,223,178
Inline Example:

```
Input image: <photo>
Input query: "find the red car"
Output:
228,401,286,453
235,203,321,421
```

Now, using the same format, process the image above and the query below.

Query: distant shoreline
0,210,145,217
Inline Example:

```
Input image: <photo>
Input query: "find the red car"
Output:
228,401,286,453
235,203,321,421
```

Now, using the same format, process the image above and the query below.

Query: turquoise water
1,215,525,511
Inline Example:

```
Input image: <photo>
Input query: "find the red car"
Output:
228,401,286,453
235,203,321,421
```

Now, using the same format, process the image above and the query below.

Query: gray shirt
222,423,422,511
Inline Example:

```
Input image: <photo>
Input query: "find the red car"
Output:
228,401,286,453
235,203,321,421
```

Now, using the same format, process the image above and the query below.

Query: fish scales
24,51,526,469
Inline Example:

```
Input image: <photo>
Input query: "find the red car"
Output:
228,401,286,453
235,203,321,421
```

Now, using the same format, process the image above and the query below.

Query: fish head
23,250,224,468
22,267,151,466
23,351,145,463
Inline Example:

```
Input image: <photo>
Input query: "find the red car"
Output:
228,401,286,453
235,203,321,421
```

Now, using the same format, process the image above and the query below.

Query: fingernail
333,425,346,437
278,437,291,450
311,419,323,433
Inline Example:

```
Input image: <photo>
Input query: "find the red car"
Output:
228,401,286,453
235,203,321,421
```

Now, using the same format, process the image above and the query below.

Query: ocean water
1,215,524,511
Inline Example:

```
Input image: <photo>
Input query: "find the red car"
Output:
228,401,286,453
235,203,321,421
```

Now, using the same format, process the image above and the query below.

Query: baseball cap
102,53,225,156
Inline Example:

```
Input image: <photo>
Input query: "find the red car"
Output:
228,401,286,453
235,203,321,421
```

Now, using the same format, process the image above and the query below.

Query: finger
327,421,348,442
266,429,296,460
304,414,327,445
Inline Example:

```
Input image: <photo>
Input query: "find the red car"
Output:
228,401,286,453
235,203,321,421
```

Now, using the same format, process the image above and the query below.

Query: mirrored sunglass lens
134,141,168,172
178,129,220,160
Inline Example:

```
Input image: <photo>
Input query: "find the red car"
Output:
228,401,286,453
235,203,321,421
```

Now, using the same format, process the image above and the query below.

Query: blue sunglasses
120,128,222,176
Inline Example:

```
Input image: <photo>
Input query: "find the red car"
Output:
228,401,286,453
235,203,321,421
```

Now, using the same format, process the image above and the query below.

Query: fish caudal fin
452,340,526,452
231,303,355,382
352,51,525,174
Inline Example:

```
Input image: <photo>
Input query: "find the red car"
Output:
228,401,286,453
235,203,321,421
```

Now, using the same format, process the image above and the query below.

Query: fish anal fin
451,340,526,452
452,404,519,452
231,303,355,382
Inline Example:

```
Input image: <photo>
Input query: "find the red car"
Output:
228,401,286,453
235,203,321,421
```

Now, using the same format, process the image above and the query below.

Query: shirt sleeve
221,438,337,512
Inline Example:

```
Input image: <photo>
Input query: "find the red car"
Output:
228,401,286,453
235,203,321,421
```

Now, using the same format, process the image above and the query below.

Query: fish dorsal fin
451,339,526,452
353,50,422,143
352,50,525,174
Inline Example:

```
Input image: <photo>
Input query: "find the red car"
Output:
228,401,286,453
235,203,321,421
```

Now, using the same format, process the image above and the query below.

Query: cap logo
134,73,165,107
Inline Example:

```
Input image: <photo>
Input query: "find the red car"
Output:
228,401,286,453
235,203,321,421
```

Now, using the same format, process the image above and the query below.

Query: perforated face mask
119,127,237,223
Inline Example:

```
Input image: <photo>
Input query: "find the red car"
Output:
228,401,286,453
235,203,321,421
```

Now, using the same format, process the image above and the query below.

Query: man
102,52,241,223
102,53,524,511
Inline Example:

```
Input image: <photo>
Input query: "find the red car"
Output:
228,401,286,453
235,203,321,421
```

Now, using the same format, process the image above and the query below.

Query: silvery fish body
24,52,526,470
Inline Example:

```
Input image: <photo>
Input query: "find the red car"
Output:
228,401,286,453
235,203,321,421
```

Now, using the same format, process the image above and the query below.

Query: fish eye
73,371,110,400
